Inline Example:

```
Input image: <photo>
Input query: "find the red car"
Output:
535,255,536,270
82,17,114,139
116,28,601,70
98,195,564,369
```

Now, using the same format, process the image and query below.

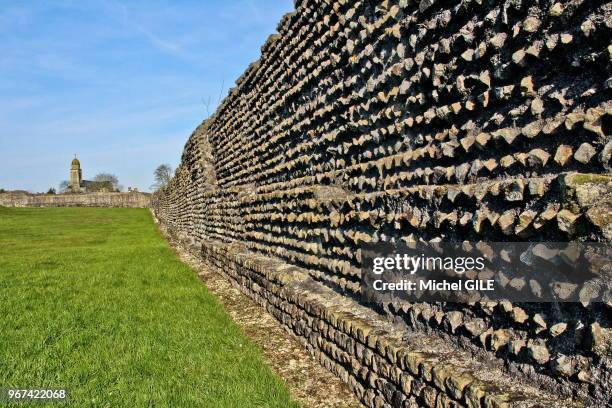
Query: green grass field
0,207,298,407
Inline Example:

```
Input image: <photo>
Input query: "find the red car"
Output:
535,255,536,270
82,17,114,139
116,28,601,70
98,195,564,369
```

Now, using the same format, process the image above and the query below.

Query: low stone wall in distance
0,192,151,208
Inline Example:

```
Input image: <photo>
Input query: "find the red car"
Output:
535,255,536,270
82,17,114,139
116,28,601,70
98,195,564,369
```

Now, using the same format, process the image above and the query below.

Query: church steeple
70,155,82,191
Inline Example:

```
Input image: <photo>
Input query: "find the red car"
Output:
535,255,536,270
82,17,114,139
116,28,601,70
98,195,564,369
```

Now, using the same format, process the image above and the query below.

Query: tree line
1,165,174,195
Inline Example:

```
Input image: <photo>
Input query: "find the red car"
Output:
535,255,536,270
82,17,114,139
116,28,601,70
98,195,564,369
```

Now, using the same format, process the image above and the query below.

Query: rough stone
491,329,510,351
523,17,541,33
557,210,581,235
512,307,529,324
530,97,545,115
520,76,536,97
574,143,597,164
549,3,564,16
528,148,550,166
509,340,525,356
552,355,575,377
528,343,550,364
550,322,567,337
554,145,573,166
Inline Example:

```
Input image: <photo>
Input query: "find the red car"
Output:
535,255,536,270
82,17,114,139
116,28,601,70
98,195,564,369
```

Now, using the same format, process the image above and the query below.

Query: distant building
69,158,82,190
67,157,114,193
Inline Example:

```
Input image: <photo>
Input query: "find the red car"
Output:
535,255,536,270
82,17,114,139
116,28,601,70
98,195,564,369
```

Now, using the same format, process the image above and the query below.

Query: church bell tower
70,156,82,191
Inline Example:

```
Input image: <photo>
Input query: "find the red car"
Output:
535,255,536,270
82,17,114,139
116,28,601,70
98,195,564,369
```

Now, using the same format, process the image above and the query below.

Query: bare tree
217,79,225,104
152,164,173,191
202,96,211,117
59,180,70,192
198,79,226,119
93,173,122,192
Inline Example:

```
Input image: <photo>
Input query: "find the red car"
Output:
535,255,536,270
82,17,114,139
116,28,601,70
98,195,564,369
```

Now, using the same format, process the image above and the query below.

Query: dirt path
164,234,363,408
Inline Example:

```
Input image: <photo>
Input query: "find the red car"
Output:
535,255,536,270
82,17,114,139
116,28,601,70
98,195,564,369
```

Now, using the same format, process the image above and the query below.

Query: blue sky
0,0,293,192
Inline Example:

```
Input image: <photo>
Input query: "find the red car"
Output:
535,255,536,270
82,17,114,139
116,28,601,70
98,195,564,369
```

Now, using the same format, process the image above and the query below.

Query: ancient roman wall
0,192,151,208
153,0,612,406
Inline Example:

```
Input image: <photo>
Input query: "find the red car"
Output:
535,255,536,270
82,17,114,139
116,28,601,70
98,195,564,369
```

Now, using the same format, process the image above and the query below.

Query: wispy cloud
103,0,186,57
245,0,264,24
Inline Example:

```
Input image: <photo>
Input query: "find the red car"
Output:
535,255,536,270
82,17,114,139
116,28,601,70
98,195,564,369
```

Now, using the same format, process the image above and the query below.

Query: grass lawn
0,207,298,407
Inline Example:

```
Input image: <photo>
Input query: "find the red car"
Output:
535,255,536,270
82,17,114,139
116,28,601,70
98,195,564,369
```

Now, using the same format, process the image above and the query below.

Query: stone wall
153,0,612,406
0,192,151,208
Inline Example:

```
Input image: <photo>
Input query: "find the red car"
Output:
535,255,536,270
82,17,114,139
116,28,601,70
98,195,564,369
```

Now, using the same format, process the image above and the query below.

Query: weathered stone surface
0,191,151,208
528,342,550,364
552,355,575,377
574,143,597,164
589,322,610,355
520,76,536,97
556,210,581,235
508,339,525,356
549,3,564,16
491,329,510,351
554,145,573,166
523,17,541,33
550,322,567,337
150,1,612,406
